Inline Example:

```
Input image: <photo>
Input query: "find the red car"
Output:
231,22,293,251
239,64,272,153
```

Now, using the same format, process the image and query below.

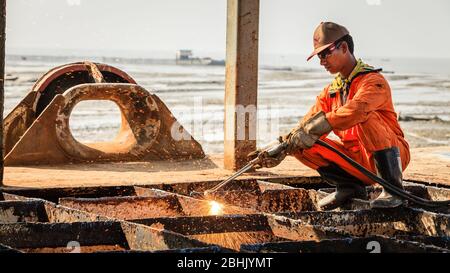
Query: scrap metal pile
1,177,449,253
1,62,449,253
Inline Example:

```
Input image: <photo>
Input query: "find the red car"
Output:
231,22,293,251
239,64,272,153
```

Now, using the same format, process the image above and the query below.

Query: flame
208,201,224,216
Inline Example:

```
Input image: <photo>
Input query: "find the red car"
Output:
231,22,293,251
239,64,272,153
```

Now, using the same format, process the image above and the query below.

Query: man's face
318,42,345,74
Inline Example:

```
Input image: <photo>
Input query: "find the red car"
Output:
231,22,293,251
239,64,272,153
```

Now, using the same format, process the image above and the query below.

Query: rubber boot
370,147,405,209
317,163,368,210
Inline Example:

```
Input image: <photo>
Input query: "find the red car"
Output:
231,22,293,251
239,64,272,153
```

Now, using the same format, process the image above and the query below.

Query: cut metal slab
0,221,128,250
0,198,109,224
2,186,137,203
281,207,450,238
207,188,319,213
59,193,253,219
132,214,272,236
134,188,254,215
0,200,48,224
241,236,448,253
0,221,213,253
136,214,286,251
59,196,186,219
131,213,347,251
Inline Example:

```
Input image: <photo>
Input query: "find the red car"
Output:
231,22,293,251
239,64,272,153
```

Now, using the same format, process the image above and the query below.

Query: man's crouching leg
355,112,410,209
316,163,368,210
292,142,368,210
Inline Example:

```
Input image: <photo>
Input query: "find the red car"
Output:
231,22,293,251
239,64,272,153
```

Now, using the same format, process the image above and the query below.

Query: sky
5,0,450,60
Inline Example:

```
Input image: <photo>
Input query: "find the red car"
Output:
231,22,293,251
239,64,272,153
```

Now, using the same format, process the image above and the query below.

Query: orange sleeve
300,87,330,126
325,73,389,130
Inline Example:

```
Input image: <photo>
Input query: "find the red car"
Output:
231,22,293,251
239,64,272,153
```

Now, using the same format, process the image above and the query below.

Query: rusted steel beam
224,0,259,170
281,207,450,237
132,213,346,250
0,200,48,223
119,221,211,251
0,221,212,252
259,189,318,212
0,0,6,186
134,187,255,215
44,202,110,223
0,221,128,250
59,196,186,219
2,185,137,203
241,236,448,253
132,214,271,235
0,198,110,224
207,188,318,213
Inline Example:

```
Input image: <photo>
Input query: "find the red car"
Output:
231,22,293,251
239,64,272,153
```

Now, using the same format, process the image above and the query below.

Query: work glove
286,128,317,153
247,139,287,169
286,111,333,154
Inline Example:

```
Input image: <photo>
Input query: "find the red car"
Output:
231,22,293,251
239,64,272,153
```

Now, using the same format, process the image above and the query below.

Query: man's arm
325,73,390,130
299,87,331,127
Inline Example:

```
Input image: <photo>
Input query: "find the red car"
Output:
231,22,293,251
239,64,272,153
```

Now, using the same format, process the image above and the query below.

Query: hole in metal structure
69,100,122,144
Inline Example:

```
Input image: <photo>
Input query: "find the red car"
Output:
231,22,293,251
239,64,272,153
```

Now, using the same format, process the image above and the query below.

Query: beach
4,55,450,155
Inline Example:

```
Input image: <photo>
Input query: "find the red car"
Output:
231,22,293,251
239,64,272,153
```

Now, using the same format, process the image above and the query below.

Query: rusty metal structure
1,178,449,252
4,62,205,165
0,0,6,185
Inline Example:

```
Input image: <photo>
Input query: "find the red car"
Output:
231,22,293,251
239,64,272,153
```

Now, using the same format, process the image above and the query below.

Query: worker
249,22,410,210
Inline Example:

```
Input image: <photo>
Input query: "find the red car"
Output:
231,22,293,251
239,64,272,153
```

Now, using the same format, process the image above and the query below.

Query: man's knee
290,143,342,170
357,112,396,152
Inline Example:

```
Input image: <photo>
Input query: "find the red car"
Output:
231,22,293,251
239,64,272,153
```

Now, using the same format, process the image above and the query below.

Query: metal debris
1,177,449,253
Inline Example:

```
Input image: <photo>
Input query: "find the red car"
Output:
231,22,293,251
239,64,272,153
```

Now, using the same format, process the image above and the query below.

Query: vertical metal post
224,0,259,170
0,0,5,186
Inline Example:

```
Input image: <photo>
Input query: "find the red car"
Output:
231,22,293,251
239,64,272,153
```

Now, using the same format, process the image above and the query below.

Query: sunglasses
318,41,343,60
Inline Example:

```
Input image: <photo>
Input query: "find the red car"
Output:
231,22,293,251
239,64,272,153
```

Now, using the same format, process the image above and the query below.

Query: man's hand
286,127,318,152
247,141,287,169
285,111,333,154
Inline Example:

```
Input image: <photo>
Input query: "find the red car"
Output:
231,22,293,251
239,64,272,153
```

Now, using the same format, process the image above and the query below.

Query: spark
208,201,224,216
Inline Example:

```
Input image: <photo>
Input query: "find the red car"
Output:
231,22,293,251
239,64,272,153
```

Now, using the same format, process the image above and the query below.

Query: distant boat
261,65,293,71
382,70,395,74
5,74,18,81
175,50,225,66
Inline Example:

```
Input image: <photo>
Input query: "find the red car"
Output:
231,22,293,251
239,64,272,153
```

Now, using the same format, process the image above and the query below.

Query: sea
4,54,450,154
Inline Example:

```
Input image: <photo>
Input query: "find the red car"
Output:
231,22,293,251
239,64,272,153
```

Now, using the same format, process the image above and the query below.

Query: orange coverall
293,71,410,185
